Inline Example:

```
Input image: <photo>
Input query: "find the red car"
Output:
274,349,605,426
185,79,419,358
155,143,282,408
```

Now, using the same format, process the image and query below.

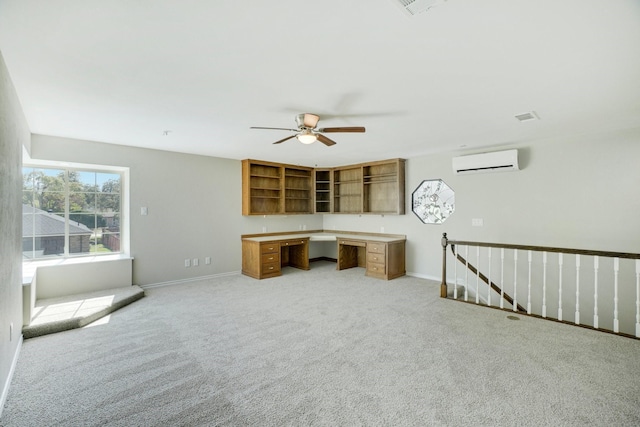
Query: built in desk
241,231,406,280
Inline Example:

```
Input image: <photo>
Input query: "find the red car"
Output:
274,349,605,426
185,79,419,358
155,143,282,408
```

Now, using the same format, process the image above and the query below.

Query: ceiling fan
251,113,365,146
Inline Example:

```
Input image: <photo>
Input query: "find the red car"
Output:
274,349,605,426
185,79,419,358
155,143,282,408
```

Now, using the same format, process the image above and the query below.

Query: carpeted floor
2,261,639,426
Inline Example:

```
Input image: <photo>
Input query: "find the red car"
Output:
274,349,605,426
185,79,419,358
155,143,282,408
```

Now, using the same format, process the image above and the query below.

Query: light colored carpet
22,286,145,339
2,261,639,426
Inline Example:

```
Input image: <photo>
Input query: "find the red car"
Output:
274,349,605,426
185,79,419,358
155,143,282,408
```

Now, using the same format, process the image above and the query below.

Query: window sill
23,254,133,285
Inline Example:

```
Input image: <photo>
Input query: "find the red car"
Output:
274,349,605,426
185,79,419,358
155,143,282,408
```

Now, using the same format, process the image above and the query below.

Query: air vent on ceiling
515,111,539,122
393,0,447,16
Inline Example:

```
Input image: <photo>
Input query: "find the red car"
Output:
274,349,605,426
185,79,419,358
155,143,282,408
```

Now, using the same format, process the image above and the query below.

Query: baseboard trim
406,271,440,282
140,271,241,290
0,335,23,419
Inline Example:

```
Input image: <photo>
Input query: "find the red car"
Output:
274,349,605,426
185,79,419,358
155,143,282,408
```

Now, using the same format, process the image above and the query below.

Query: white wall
0,51,30,416
30,135,324,286
31,127,640,287
323,128,640,280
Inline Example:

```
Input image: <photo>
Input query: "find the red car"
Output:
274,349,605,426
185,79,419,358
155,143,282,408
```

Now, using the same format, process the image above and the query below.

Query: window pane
22,235,65,258
22,167,35,190
69,192,96,212
97,173,120,193
100,232,120,252
22,165,123,258
73,171,97,189
97,193,120,212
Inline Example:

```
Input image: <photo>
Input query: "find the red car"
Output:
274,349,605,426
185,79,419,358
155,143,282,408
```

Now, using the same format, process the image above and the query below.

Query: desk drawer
367,262,386,275
367,242,386,255
367,252,385,264
261,243,280,254
281,238,308,247
261,262,281,275
261,252,279,264
338,239,366,247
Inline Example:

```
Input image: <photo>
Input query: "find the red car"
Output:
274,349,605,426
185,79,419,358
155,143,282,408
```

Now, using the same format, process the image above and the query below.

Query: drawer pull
269,267,274,270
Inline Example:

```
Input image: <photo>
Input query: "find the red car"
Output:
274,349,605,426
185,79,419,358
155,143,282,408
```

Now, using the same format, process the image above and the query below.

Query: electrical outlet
184,259,191,268
302,224,307,230
193,258,199,266
380,226,385,233
262,226,267,233
472,218,484,227
205,257,211,265
140,207,148,216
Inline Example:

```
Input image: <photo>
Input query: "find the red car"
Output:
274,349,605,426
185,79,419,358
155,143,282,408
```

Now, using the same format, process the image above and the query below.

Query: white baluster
635,260,640,338
513,249,518,312
575,254,581,325
500,248,505,309
527,250,532,315
464,246,469,302
476,246,480,304
542,252,547,318
487,248,492,307
558,253,563,321
453,245,458,300
593,256,599,329
613,257,620,333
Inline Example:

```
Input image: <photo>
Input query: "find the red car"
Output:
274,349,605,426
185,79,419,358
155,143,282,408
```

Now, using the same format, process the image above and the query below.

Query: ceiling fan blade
317,134,337,146
318,126,366,133
251,126,298,132
272,134,297,145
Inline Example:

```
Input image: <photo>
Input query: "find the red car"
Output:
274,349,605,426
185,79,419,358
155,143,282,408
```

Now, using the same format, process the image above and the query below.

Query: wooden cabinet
365,240,406,280
363,159,405,214
242,159,313,215
333,166,363,214
242,240,281,279
335,237,406,280
241,237,309,279
243,158,405,216
333,159,405,215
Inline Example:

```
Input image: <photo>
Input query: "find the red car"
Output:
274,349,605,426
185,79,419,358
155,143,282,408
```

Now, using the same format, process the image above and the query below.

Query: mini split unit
452,149,519,175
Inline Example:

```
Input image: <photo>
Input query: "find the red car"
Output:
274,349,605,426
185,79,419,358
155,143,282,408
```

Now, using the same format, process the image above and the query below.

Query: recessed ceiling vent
393,0,447,16
515,111,539,122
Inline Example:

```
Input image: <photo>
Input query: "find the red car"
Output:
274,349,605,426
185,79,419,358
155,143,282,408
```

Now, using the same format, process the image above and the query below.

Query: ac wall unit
452,149,519,175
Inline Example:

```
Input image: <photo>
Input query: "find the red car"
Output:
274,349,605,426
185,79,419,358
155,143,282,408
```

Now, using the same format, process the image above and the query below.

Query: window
22,166,123,260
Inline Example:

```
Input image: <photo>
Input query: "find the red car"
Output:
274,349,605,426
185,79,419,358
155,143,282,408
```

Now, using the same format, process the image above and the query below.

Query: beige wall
323,128,640,280
30,135,324,286
32,126,640,287
0,51,30,413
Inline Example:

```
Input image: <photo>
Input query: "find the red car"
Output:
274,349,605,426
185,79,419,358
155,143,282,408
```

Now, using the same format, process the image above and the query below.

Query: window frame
22,162,128,261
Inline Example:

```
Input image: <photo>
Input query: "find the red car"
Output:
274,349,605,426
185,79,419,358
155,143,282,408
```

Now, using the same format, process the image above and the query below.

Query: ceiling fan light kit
251,113,365,146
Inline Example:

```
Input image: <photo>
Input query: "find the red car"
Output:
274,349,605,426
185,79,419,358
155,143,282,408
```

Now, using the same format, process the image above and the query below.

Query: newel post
441,233,448,298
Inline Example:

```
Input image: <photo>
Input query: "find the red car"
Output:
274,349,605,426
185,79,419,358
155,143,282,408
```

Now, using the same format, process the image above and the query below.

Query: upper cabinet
242,159,313,215
242,158,405,216
334,159,405,215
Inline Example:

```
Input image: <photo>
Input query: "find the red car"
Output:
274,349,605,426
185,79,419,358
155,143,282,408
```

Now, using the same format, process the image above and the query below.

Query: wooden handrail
446,238,640,260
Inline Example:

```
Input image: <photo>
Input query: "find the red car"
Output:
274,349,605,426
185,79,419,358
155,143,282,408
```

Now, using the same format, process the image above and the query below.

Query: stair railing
440,233,640,339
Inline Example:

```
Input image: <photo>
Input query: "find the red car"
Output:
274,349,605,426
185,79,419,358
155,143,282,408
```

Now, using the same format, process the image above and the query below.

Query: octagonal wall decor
412,179,455,224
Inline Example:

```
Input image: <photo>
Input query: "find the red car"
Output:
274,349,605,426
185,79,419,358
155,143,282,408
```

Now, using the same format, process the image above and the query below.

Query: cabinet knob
286,243,289,245
269,267,274,270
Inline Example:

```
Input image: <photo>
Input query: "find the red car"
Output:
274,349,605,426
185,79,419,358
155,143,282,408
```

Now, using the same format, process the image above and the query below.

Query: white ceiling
1,0,639,167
